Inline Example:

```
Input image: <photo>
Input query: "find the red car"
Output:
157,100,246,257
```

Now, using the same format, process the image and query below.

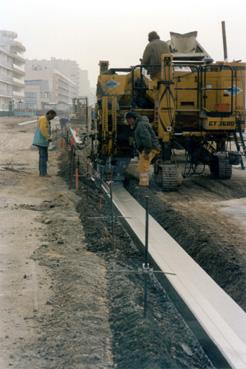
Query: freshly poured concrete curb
112,183,246,369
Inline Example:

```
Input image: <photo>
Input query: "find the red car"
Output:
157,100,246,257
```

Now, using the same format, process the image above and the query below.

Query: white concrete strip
112,183,246,369
18,120,37,126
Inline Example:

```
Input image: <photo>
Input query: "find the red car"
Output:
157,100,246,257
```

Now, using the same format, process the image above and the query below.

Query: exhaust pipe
221,21,228,62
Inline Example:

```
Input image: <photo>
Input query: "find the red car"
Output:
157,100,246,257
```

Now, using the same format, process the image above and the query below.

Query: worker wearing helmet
142,31,170,79
32,110,57,176
126,111,160,186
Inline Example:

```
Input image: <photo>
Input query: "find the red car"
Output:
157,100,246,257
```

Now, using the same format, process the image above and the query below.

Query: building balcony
0,92,12,98
58,94,69,100
10,40,26,52
57,100,70,105
13,90,24,99
12,77,24,88
13,64,25,76
59,87,69,93
13,89,24,96
0,76,13,85
0,62,13,72
0,30,17,39
10,52,25,64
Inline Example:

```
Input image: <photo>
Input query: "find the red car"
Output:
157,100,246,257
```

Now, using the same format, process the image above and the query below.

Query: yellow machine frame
95,56,246,188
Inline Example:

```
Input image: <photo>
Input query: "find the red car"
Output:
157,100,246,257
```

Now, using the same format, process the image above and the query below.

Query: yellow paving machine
95,29,246,189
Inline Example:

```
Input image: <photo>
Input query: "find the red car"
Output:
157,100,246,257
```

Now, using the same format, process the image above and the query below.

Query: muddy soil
126,170,246,311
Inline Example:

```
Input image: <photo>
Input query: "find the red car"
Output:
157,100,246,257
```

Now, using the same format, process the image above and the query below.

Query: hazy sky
1,0,245,86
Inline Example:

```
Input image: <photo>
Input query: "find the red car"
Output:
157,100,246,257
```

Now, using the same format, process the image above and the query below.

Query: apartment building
0,30,25,113
79,69,90,97
25,59,77,112
79,69,96,105
50,58,80,97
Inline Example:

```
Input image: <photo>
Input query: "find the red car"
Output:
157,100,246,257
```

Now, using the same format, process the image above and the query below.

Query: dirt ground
0,116,245,369
0,117,113,369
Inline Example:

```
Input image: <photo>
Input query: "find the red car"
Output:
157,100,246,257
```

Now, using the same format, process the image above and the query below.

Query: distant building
79,69,96,105
25,59,77,112
89,87,96,106
50,58,80,97
0,30,25,113
79,69,90,96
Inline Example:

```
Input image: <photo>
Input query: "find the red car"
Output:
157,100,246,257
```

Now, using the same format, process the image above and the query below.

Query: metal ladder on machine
233,124,246,169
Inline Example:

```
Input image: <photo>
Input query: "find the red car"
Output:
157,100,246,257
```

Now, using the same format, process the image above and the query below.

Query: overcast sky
1,0,245,86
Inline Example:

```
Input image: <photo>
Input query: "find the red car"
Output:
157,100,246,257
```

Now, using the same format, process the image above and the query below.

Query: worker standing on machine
125,111,160,186
142,31,170,79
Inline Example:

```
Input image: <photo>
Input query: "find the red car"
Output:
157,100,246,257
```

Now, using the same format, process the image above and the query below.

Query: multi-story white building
25,59,79,112
50,58,80,97
79,69,96,105
79,69,90,97
0,30,25,113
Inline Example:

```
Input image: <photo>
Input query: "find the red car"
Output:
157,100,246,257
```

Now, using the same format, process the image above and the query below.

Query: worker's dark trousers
38,146,48,176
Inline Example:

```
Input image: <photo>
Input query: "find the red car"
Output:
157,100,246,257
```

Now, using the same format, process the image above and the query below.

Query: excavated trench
126,179,246,312
59,151,217,369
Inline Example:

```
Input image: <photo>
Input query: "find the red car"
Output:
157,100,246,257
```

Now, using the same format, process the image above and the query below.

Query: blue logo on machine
105,80,119,89
224,86,242,96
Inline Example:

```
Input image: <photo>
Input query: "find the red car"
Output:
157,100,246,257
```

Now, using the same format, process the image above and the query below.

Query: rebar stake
144,195,149,318
75,155,80,191
109,181,115,250
69,146,74,190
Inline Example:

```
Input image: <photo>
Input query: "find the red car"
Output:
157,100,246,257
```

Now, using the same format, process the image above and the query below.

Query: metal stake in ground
143,195,149,318
145,196,149,267
84,159,90,205
109,181,115,250
75,155,80,191
66,129,69,147
69,146,74,189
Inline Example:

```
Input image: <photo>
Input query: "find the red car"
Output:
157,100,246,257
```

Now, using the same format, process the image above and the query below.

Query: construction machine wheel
210,154,232,179
218,157,232,179
155,163,178,191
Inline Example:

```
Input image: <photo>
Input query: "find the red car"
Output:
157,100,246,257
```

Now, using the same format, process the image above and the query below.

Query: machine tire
210,155,232,179
156,163,178,191
209,158,219,177
218,158,232,179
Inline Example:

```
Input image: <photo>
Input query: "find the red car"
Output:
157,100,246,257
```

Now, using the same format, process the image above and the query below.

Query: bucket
139,172,149,186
